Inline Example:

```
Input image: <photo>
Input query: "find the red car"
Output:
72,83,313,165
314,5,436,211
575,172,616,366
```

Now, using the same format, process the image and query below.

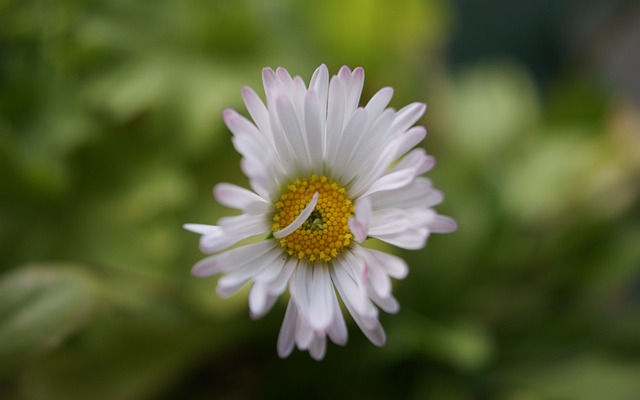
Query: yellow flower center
272,175,355,262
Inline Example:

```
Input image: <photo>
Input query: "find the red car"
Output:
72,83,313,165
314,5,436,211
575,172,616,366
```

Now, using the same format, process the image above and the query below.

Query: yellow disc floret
272,175,354,262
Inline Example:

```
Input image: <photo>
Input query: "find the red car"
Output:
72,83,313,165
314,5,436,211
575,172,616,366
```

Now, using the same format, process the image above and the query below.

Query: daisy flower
185,65,456,360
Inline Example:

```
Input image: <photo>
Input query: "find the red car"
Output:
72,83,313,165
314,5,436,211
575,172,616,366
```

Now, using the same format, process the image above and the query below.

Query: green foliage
0,265,98,377
1,0,639,399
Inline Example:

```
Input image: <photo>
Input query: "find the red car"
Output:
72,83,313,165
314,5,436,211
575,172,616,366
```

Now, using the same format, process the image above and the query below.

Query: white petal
197,227,236,254
183,223,217,235
228,120,272,159
429,215,458,233
262,70,297,176
232,132,274,170
225,109,280,189
267,113,296,177
222,108,261,138
371,177,442,209
249,282,268,317
291,75,308,117
290,264,310,319
347,137,401,197
343,66,365,114
325,75,346,163
250,291,279,320
216,246,282,297
393,126,427,160
254,252,289,284
309,64,329,121
277,299,297,358
348,218,366,243
390,102,426,134
275,95,311,170
197,211,271,253
332,257,386,346
262,67,279,103
360,248,392,298
294,308,314,350
330,108,369,179
213,183,270,214
239,160,267,196
366,248,409,279
307,266,333,331
373,228,429,250
363,321,386,347
391,148,435,175
237,155,278,201
304,90,325,174
348,304,386,346
240,86,273,144
308,334,327,361
326,286,348,346
216,277,251,299
330,252,377,323
273,192,319,239
330,259,367,317
368,208,421,236
291,265,334,336
190,240,275,277
359,247,402,312
347,120,427,198
422,189,445,208
341,109,396,184
219,213,269,236
310,64,329,92
361,169,416,198
276,66,295,90
348,196,372,243
369,289,400,314
267,257,298,296
365,87,394,115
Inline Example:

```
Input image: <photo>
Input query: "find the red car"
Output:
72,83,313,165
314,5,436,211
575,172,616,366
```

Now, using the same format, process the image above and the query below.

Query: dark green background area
1,0,640,399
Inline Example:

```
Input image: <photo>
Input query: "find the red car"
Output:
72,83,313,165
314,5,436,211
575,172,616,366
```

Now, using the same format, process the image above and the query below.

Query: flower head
185,65,456,360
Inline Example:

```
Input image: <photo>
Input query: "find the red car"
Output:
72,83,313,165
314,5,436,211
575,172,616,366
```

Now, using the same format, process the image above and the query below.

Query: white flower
185,65,457,360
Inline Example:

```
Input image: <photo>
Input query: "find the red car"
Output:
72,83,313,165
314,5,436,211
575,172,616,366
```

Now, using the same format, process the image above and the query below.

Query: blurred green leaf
0,264,99,376
298,0,450,66
500,356,640,400
386,312,493,372
502,131,606,223
448,62,541,163
18,307,234,400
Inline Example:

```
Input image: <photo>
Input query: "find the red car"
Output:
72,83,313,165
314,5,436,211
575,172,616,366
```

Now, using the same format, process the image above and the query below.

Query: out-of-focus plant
1,0,639,398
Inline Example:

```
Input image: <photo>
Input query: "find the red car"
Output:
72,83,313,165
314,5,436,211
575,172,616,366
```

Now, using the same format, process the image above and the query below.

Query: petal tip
190,265,206,277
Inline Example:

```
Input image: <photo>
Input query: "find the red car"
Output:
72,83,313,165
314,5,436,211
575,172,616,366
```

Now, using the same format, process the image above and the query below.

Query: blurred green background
1,0,640,399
